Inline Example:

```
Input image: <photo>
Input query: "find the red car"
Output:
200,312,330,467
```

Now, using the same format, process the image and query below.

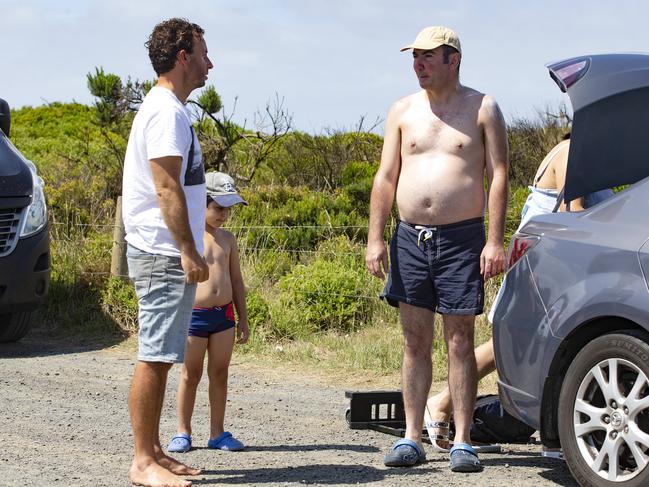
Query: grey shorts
382,218,485,315
127,244,197,363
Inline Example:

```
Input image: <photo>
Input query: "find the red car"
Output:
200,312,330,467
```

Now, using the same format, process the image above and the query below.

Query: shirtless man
365,26,508,472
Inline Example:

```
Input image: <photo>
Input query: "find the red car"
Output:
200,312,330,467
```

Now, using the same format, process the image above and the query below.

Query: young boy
167,171,250,453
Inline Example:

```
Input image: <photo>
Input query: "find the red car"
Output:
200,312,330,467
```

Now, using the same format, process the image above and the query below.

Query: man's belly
396,161,486,225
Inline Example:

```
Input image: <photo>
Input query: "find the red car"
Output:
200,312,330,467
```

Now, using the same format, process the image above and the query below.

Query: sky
3,0,649,133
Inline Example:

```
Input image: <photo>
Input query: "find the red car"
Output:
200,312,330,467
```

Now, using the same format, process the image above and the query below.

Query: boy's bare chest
208,244,230,265
204,234,231,268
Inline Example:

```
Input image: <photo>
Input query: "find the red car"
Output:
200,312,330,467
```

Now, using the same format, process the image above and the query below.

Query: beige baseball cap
400,26,461,54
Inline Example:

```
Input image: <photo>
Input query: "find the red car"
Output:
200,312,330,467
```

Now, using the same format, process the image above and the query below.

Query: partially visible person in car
424,133,614,451
521,133,614,223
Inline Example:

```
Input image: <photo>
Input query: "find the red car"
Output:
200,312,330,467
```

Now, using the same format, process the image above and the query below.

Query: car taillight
547,57,590,92
507,234,540,270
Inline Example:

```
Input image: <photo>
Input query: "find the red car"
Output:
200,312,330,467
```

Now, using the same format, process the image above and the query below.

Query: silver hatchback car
493,53,649,487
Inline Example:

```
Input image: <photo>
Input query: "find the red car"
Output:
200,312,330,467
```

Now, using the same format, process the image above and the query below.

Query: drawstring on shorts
414,225,436,248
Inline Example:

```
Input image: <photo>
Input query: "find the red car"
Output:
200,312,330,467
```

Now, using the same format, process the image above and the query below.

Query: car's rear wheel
558,331,649,487
0,311,33,342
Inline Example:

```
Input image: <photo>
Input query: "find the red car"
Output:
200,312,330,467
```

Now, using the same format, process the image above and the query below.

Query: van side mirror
0,98,11,137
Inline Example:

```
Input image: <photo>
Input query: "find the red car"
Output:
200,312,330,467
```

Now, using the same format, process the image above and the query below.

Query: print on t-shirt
185,126,205,186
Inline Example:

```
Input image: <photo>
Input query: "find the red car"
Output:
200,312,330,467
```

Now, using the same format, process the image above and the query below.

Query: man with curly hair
122,17,213,487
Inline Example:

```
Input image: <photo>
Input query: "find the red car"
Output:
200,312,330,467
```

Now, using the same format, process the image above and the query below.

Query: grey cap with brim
210,193,248,207
205,171,249,207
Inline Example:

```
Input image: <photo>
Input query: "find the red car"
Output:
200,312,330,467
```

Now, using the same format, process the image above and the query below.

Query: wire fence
49,220,504,317
50,220,393,254
50,220,390,302
50,222,380,230
50,221,116,229
78,269,382,301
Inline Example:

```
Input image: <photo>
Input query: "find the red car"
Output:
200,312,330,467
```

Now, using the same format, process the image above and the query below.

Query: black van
0,98,50,341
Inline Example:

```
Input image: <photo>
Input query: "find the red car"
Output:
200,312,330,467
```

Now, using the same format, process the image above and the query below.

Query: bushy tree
275,118,383,190
189,92,292,182
87,67,292,187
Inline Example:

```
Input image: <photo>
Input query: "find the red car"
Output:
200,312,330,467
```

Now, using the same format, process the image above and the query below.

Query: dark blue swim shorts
382,217,485,315
188,303,236,338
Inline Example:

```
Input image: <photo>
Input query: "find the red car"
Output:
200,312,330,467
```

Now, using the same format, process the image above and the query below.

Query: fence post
110,196,128,279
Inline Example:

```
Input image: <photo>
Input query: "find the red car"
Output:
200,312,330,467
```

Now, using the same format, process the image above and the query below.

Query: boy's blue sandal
383,439,426,467
449,443,483,472
167,433,192,453
207,431,245,451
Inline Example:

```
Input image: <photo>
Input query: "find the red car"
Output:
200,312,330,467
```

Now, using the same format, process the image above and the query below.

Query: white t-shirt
122,86,206,256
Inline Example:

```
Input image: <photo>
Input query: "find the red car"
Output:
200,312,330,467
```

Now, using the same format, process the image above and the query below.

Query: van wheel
0,311,33,342
558,331,649,487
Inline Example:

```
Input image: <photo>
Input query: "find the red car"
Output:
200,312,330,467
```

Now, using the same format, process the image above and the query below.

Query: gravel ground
0,334,578,487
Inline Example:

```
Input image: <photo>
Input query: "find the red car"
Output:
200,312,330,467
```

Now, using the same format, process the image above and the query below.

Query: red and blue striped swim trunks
188,302,236,338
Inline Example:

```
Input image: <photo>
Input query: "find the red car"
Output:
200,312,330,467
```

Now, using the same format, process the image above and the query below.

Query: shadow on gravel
0,331,125,359
194,444,380,453
484,454,577,487
194,464,437,484
0,271,132,359
538,467,579,487
0,312,126,359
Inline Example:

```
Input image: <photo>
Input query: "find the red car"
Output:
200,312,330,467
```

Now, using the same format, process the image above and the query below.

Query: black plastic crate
345,390,503,452
345,390,406,430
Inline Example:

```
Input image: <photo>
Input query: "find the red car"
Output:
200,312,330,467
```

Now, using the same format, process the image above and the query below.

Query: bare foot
424,392,452,451
157,453,202,476
426,392,451,420
129,460,192,487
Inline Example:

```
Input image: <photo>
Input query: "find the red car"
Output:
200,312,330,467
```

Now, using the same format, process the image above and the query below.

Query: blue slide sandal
449,443,483,472
384,438,426,467
167,433,192,453
207,431,245,451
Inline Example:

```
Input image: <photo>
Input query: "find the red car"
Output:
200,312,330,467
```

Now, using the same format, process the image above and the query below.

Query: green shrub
341,160,379,186
11,103,122,228
268,302,315,340
507,106,570,187
268,237,376,339
39,229,121,335
507,186,529,239
246,289,271,336
101,277,138,333
10,103,99,168
259,130,382,189
242,250,296,285
231,185,368,250
340,161,378,217
311,235,365,269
